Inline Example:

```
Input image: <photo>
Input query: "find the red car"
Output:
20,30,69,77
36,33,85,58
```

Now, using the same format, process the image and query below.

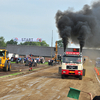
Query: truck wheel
79,76,82,80
58,67,61,73
61,75,65,79
3,65,8,72
8,62,11,71
83,69,85,76
3,61,8,72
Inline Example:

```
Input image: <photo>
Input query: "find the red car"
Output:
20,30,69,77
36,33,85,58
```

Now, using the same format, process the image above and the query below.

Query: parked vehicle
0,49,11,71
96,57,100,67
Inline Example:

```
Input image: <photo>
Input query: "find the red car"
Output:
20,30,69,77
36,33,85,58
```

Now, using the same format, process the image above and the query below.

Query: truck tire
61,74,65,79
79,76,82,80
58,67,61,73
3,66,8,72
3,60,8,72
8,62,11,71
83,69,85,76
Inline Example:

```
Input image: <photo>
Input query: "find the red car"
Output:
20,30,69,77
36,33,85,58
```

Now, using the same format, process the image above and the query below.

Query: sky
0,0,95,47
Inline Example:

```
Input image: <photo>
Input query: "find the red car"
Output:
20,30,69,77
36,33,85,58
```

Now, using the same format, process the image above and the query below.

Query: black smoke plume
55,0,100,52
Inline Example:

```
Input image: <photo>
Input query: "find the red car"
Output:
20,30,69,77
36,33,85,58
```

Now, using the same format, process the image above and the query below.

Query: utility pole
51,30,53,58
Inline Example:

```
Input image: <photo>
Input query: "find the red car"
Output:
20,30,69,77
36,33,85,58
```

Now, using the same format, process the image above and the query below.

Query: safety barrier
94,67,100,76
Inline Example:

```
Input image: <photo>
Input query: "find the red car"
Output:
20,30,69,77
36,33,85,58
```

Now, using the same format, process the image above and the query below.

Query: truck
60,48,85,80
0,49,11,71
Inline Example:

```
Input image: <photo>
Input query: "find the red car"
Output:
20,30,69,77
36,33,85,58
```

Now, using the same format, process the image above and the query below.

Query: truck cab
61,48,85,80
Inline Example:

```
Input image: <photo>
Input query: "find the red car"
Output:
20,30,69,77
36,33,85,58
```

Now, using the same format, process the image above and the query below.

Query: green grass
11,62,16,63
32,68,40,71
44,62,48,65
9,72,22,75
0,72,23,78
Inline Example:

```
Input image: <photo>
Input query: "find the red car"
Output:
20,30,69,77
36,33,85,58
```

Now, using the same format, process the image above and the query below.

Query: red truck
60,48,85,80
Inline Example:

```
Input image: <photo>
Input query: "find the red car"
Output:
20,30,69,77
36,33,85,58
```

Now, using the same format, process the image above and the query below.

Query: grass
44,62,48,65
11,61,48,64
11,62,16,63
9,72,23,75
0,72,23,78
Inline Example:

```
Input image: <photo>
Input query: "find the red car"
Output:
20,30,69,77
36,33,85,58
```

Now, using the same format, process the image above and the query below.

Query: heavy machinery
59,48,85,80
0,49,11,71
48,41,61,65
53,41,61,63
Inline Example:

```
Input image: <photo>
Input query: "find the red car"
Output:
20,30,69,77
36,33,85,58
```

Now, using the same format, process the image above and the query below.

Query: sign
73,48,79,52
13,37,42,42
66,52,80,55
67,87,80,99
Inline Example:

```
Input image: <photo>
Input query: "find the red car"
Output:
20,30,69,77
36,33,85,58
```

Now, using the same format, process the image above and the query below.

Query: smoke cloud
55,0,100,52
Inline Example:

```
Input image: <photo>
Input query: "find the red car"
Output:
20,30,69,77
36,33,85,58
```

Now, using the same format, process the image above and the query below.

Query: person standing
29,59,33,71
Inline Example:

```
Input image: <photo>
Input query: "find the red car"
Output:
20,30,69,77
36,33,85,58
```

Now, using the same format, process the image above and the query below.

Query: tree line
0,36,64,47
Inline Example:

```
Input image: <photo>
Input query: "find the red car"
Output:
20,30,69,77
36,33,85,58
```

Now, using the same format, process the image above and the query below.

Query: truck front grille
66,66,78,69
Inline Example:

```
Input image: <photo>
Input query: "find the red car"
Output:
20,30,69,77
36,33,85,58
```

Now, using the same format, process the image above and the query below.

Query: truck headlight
63,71,66,73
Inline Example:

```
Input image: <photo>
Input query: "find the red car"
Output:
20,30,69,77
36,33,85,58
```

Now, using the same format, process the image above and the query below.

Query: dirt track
0,61,100,100
0,63,47,77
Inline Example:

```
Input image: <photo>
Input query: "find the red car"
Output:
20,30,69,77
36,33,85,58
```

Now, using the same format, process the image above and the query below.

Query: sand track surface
0,61,100,100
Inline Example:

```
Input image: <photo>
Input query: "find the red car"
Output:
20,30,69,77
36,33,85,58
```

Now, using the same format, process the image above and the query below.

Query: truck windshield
0,51,5,57
63,56,82,64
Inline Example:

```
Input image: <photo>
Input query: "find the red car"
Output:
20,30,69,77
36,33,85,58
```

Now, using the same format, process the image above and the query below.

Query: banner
13,37,42,42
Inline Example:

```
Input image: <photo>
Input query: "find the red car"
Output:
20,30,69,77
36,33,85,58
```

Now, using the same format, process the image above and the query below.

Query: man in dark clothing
93,96,100,100
29,60,33,71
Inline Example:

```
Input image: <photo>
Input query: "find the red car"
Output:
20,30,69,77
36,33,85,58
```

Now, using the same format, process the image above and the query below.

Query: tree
40,41,49,47
19,40,49,47
6,39,17,45
0,37,6,47
57,40,63,47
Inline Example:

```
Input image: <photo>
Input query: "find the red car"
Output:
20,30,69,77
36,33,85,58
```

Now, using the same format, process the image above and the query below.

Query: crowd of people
12,55,45,71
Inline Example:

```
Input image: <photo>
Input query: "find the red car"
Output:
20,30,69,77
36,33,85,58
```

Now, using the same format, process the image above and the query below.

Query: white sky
0,0,95,47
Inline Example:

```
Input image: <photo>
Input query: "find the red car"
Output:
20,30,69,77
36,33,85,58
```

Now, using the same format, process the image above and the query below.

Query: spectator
50,58,53,66
88,93,100,100
36,58,39,63
18,56,22,63
83,58,86,64
59,54,61,62
24,57,26,63
32,57,34,62
29,59,33,71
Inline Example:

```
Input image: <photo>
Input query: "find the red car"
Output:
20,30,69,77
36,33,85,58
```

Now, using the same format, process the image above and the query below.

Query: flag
67,87,80,100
